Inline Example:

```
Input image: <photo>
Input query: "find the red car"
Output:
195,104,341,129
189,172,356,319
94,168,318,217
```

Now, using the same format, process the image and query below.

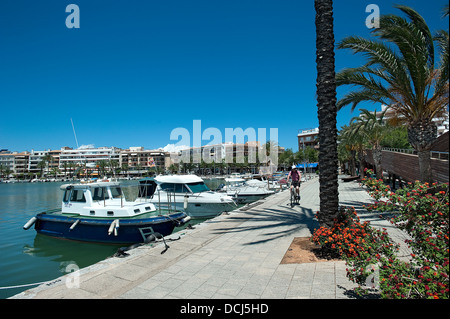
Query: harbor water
0,178,224,299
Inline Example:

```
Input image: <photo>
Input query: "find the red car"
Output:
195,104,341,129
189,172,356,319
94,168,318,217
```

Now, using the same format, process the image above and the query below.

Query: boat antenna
70,118,79,149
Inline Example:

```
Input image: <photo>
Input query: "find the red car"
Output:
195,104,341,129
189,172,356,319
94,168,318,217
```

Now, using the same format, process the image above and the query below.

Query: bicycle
289,182,300,207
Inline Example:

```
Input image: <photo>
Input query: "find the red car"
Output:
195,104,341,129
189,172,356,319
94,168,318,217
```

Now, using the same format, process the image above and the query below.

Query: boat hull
155,202,233,219
231,193,272,204
34,212,188,244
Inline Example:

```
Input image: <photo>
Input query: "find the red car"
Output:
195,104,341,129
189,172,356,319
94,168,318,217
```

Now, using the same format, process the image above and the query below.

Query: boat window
110,187,122,198
186,182,210,193
160,183,190,193
63,190,71,202
70,190,86,202
92,187,108,201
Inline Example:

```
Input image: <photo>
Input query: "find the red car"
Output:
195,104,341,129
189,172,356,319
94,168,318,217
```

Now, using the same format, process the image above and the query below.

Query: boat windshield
185,182,210,193
110,186,122,198
160,183,190,193
92,187,109,201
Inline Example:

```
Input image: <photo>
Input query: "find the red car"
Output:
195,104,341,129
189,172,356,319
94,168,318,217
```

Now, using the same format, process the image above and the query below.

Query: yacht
140,175,236,219
245,174,284,192
219,177,275,204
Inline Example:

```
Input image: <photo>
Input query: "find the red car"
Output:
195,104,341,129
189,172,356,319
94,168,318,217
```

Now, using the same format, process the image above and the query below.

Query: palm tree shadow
211,204,320,246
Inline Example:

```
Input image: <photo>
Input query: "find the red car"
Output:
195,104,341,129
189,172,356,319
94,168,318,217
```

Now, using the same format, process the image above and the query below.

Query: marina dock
11,177,411,299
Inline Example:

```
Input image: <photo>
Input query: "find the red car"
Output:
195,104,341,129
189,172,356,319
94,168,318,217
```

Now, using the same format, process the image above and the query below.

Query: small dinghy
23,180,190,244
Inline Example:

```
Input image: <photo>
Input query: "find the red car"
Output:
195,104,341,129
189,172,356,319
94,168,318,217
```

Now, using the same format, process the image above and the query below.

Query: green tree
315,0,339,228
336,5,449,183
97,160,108,177
37,160,46,178
42,154,53,176
350,109,388,179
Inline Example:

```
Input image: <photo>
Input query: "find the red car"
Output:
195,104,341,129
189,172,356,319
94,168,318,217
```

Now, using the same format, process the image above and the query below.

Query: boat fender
108,219,120,236
184,194,189,210
23,217,37,230
114,219,119,236
69,219,80,231
144,234,157,244
180,216,191,225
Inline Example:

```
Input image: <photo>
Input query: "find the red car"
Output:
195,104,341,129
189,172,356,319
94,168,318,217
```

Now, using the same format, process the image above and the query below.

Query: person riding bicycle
287,165,301,200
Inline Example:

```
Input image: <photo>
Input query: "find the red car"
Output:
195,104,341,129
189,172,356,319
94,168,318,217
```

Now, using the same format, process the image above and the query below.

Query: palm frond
337,5,449,127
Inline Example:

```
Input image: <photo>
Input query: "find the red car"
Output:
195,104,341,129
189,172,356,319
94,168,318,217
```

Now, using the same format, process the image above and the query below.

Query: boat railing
119,184,179,214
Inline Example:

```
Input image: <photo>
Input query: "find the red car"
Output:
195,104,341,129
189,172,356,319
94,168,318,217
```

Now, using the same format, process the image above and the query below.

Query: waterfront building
12,152,30,175
119,147,170,174
298,128,319,151
58,146,121,175
28,150,50,175
0,151,14,176
377,104,449,137
180,142,262,164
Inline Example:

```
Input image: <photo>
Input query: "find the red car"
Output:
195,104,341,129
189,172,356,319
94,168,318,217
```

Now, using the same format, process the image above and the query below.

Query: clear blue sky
0,0,448,152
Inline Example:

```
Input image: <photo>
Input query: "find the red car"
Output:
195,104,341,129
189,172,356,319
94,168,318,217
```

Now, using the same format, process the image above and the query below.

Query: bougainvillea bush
312,173,449,299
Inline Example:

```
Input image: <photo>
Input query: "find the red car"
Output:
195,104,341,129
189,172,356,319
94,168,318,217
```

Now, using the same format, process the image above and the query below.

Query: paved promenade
12,177,411,299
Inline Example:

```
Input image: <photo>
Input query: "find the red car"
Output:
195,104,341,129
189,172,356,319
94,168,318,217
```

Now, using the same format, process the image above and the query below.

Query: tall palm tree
315,0,339,228
336,5,449,183
42,154,53,176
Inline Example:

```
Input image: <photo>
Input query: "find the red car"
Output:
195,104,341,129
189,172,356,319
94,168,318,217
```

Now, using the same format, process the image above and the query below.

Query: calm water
0,178,224,299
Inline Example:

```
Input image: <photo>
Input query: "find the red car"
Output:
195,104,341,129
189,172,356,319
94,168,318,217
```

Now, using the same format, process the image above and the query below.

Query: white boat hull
149,193,236,219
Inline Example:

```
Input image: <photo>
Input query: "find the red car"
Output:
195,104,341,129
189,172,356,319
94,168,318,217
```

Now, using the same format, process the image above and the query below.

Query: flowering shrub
312,176,449,299
362,177,449,299
360,168,391,200
311,207,399,288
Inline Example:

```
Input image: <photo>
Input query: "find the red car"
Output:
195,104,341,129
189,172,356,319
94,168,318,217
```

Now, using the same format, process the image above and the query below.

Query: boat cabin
60,181,156,218
154,175,211,194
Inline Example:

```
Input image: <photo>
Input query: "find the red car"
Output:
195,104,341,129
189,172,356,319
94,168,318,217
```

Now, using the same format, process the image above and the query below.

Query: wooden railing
364,149,449,184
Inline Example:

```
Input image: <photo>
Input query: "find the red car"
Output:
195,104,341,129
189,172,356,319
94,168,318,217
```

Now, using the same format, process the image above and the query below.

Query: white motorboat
245,175,284,192
140,175,237,219
220,177,275,204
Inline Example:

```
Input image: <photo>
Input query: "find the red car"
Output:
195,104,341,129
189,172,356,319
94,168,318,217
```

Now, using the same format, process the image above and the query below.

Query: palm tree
336,5,449,183
340,122,369,178
350,109,388,180
42,154,53,176
97,160,108,177
37,160,46,178
62,162,69,178
315,0,339,228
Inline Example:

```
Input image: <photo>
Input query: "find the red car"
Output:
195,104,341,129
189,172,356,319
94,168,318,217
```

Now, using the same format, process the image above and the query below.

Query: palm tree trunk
372,147,383,180
315,0,339,228
407,121,437,183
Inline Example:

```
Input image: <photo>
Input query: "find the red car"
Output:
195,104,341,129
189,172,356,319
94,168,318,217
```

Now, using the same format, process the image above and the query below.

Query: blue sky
0,0,448,152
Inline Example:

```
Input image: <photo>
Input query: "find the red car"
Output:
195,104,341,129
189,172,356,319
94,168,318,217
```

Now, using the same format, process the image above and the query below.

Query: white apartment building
58,146,121,171
0,151,14,174
179,142,262,164
28,149,50,174
380,104,449,136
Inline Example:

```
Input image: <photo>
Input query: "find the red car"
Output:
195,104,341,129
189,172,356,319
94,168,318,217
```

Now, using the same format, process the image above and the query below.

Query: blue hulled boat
23,180,190,244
